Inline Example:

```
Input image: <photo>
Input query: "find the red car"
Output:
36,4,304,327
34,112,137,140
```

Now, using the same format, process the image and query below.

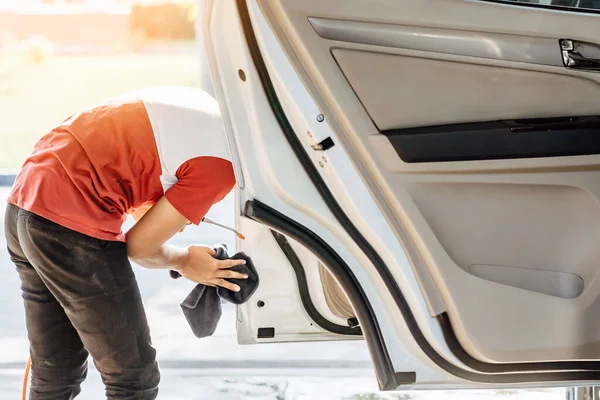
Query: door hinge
311,137,335,151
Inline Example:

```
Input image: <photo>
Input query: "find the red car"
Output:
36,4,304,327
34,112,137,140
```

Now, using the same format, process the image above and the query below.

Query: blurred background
0,1,569,398
0,0,202,170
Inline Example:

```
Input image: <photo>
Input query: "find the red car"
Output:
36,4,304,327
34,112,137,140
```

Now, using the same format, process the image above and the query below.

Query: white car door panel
204,0,455,390
202,0,600,390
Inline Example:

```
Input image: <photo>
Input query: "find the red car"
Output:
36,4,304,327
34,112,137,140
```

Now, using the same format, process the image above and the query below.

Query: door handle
560,39,600,71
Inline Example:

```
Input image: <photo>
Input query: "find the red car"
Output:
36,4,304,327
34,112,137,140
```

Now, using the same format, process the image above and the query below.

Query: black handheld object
173,244,260,338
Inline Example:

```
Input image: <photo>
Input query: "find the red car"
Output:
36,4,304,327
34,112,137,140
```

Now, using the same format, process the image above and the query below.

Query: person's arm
126,156,242,291
131,203,152,222
126,196,189,270
126,196,247,292
131,202,189,232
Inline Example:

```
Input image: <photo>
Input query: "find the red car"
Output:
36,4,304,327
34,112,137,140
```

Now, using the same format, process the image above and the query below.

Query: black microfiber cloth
170,246,259,338
180,284,223,338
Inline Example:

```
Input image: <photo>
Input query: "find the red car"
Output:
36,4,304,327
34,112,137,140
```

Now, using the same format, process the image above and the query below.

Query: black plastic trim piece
394,372,418,386
479,0,600,15
383,116,600,163
257,327,275,339
236,0,600,383
314,137,335,151
270,230,362,336
348,317,360,328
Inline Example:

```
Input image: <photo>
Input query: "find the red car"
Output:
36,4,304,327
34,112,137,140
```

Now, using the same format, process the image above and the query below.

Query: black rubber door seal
270,230,362,336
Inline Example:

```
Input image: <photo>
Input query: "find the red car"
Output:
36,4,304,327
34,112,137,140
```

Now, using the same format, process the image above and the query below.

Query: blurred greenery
0,53,200,169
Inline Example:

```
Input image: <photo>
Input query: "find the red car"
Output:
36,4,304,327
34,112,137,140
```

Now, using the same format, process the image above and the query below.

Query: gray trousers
5,203,160,399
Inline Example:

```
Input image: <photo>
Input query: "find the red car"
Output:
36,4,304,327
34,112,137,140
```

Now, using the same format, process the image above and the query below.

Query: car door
201,0,600,391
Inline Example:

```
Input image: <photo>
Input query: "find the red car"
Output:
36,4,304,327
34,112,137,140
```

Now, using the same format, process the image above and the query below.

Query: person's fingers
215,269,248,280
216,258,246,269
211,278,241,292
199,246,216,256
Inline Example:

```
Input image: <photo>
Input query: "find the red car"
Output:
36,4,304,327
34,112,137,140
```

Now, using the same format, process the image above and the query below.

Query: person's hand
174,245,247,291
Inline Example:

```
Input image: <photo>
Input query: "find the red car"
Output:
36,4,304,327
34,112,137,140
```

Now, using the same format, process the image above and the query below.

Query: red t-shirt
8,86,235,241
